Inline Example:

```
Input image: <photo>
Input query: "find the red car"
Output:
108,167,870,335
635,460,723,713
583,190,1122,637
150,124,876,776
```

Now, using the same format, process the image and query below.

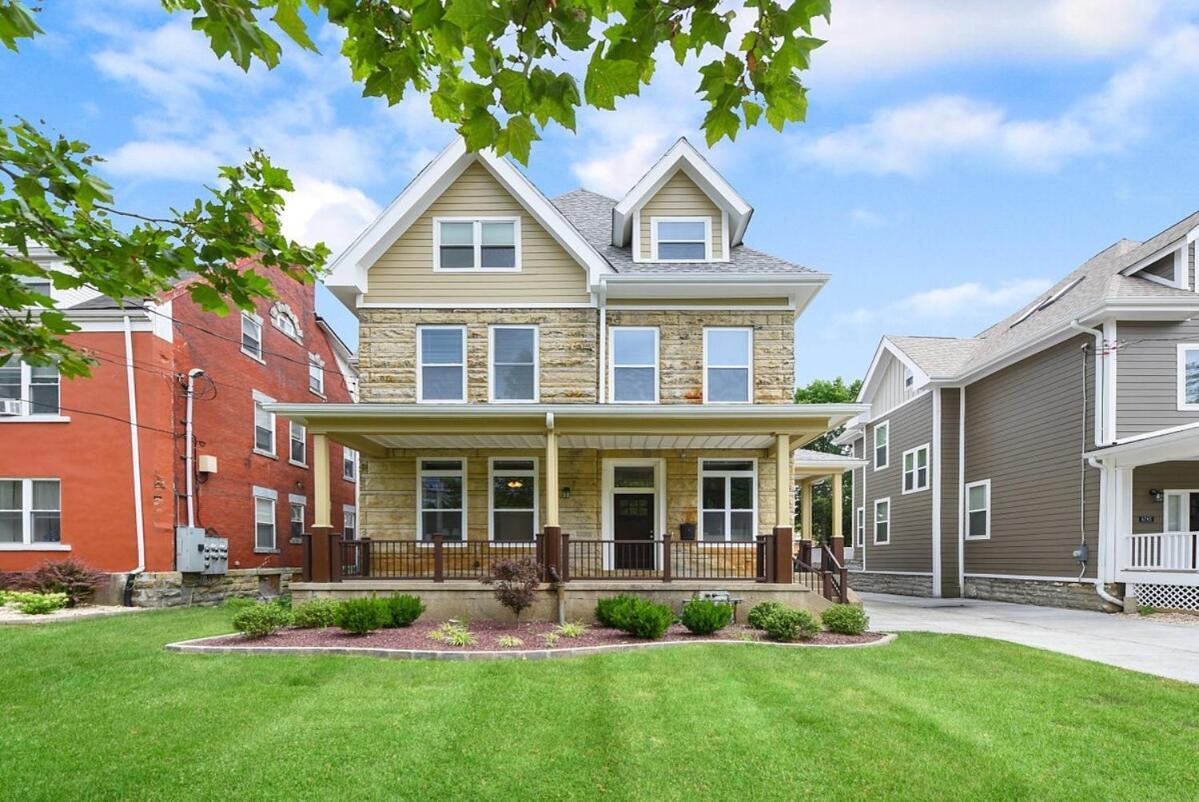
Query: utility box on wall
175,526,229,575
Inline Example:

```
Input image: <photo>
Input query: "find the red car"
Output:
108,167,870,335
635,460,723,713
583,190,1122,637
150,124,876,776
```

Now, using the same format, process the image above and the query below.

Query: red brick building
0,256,357,603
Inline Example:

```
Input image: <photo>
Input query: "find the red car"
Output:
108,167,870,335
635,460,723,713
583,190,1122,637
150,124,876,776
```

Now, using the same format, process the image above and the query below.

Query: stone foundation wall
963,576,1120,612
848,571,933,597
126,568,298,608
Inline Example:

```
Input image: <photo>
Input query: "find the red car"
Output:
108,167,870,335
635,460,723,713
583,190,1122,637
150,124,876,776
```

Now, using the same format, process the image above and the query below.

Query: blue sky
6,0,1199,385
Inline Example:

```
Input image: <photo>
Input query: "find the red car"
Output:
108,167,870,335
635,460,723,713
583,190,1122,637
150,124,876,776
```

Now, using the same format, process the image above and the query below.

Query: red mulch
208,621,886,651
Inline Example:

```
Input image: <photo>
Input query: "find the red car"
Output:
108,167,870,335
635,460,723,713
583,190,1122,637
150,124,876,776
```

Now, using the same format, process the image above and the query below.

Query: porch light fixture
561,487,571,499
1150,489,1164,503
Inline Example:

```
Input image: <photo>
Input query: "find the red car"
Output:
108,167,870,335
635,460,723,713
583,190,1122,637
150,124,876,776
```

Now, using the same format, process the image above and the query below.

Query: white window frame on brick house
0,358,61,418
964,479,991,540
288,493,306,543
432,217,521,271
874,497,891,545
702,327,753,404
308,353,325,397
902,444,930,494
697,458,758,542
418,458,466,542
417,325,467,403
241,311,264,362
253,486,278,552
252,390,276,458
1176,344,1199,410
343,505,357,541
873,421,889,471
488,324,539,403
270,302,303,342
650,216,711,262
0,478,63,548
343,448,357,482
609,326,659,403
488,457,539,543
289,421,307,467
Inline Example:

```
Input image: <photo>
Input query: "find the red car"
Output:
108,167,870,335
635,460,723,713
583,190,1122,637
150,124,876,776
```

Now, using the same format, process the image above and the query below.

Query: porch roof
1086,422,1199,468
265,402,867,456
793,449,867,481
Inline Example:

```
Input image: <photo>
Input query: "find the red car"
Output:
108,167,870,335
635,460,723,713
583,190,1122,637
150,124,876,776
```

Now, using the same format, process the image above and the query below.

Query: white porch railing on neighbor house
1125,532,1198,573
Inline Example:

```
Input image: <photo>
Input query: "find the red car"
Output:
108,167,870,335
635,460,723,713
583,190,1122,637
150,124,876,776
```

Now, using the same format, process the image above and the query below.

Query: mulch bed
204,621,887,651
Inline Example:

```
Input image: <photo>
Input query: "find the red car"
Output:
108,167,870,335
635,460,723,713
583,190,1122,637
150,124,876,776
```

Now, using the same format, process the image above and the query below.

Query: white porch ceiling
367,433,775,450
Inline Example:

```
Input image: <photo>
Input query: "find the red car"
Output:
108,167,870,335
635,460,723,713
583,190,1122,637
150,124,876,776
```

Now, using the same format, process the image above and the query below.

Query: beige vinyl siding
365,162,591,305
863,393,934,573
871,353,919,418
1116,318,1199,438
963,335,1099,578
1130,462,1199,534
939,388,961,597
638,170,724,261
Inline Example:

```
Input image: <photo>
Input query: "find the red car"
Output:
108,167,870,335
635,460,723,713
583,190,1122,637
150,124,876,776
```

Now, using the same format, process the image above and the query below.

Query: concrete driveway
860,592,1199,684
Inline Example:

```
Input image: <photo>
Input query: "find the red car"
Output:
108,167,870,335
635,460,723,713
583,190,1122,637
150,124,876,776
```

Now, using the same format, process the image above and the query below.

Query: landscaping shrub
762,608,819,642
384,594,425,628
595,594,638,628
231,602,293,638
13,591,69,615
23,560,104,607
821,604,869,635
614,598,675,639
680,597,733,635
484,557,541,620
748,601,786,630
428,621,476,647
291,599,340,629
555,621,588,638
335,598,391,635
497,635,524,648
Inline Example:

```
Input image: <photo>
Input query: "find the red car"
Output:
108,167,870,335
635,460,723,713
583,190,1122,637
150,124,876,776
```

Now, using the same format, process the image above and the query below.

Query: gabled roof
610,138,753,248
886,336,982,379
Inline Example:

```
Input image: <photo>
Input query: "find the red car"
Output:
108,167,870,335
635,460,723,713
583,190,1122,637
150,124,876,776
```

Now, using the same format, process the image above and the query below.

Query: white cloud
103,140,225,181
840,278,1053,326
280,174,381,256
849,208,886,226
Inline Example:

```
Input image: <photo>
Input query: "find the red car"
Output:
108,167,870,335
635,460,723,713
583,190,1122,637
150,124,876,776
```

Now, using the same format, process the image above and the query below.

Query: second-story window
289,421,307,467
252,390,276,457
0,359,60,416
241,312,263,361
490,325,538,402
435,218,519,270
1178,344,1199,410
610,327,658,403
652,218,709,261
873,421,889,470
308,354,325,397
704,328,752,403
343,448,357,481
418,325,466,403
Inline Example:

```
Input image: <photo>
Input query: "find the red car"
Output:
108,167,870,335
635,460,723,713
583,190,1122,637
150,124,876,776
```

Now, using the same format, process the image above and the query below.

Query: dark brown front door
614,493,655,570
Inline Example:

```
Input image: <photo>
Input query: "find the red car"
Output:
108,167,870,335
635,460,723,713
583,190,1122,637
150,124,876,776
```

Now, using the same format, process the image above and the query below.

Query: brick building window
253,487,277,551
0,478,60,544
343,449,357,481
343,506,357,541
289,494,306,543
241,312,264,361
308,353,325,397
252,391,276,457
0,359,59,416
289,421,307,467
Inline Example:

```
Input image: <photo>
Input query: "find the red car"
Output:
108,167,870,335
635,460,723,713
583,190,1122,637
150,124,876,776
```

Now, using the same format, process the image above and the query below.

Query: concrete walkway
860,592,1199,684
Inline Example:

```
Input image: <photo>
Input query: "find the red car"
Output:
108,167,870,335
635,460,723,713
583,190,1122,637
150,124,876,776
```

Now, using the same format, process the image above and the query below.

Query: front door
613,493,655,569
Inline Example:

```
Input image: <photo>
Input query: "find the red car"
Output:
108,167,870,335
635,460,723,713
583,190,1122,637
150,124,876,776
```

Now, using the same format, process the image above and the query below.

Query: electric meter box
176,526,229,575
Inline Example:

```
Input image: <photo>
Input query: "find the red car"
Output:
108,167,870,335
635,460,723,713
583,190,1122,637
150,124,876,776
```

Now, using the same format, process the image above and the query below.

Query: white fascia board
857,338,930,404
611,138,753,248
601,272,827,316
1119,224,1199,276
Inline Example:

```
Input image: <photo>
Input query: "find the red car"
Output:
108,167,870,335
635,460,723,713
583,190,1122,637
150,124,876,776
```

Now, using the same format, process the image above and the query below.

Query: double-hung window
902,444,930,493
252,390,276,457
435,218,519,270
343,448,357,481
490,325,538,402
874,498,890,544
490,458,537,542
419,459,465,541
253,487,277,551
0,359,60,416
965,480,991,539
289,421,307,466
873,421,889,470
418,325,467,403
1177,344,1199,410
241,312,264,361
704,328,753,403
288,495,306,542
855,506,865,547
343,506,357,541
610,327,658,403
0,478,61,545
652,218,710,261
699,460,757,541
308,354,325,397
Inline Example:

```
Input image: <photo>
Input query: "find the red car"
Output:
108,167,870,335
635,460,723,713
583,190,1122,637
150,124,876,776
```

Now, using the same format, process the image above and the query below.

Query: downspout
184,368,206,528
121,314,147,605
1087,456,1124,609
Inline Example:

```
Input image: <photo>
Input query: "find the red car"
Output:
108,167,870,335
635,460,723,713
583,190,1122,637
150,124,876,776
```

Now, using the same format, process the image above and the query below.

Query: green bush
232,602,293,638
595,594,638,628
747,601,785,630
821,604,869,635
24,559,104,607
762,608,820,642
14,591,69,615
680,597,733,635
384,594,425,628
335,598,390,635
615,598,675,640
292,599,340,629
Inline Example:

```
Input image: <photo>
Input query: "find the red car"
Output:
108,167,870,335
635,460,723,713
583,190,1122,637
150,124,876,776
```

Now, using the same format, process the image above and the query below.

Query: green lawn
1,609,1197,800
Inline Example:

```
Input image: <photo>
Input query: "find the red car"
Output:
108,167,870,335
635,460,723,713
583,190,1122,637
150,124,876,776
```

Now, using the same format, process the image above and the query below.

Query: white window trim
343,504,358,540
308,353,326,398
288,493,306,543
252,486,278,553
487,457,539,543
417,325,468,404
1176,344,1199,411
855,506,865,547
696,458,758,543
432,216,522,271
240,311,265,363
901,443,930,495
417,458,467,543
0,359,61,418
702,327,754,404
873,421,890,471
0,477,61,546
649,215,712,262
343,448,357,482
964,479,991,541
288,421,308,468
608,326,660,404
252,390,277,458
488,324,540,403
873,497,891,545
270,302,303,342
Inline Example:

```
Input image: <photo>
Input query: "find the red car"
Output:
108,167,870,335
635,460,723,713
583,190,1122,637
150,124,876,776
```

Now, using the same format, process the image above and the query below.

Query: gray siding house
841,211,1199,612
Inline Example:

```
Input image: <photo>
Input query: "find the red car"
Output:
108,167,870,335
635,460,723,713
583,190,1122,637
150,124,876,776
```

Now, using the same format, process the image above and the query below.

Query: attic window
270,302,302,342
1009,277,1084,328
434,218,520,270
652,218,710,261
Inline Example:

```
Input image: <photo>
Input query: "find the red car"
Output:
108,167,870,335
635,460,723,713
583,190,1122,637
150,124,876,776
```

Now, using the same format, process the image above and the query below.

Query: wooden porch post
801,478,814,542
772,433,794,584
313,433,331,528
308,432,336,582
543,424,562,580
831,472,843,541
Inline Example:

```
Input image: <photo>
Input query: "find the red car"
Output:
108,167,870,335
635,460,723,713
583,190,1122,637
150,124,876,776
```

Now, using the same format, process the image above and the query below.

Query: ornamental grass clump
554,621,589,638
384,594,425,627
232,602,293,638
821,604,869,635
334,598,390,635
680,597,733,635
428,621,476,647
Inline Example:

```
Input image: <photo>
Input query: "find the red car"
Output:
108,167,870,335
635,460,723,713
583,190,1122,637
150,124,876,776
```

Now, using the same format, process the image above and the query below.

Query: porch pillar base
308,526,338,583
773,526,794,584
543,526,563,582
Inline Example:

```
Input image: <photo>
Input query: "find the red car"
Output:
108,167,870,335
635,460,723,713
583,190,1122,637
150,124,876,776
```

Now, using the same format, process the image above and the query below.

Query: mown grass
1,607,1197,800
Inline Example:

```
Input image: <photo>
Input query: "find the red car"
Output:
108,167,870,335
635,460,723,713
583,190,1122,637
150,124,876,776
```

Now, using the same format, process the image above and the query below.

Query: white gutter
122,315,146,574
184,368,205,528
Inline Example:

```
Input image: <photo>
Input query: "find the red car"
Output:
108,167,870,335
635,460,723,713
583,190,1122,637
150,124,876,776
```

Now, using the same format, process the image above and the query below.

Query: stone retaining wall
963,576,1120,612
123,568,298,608
848,571,933,597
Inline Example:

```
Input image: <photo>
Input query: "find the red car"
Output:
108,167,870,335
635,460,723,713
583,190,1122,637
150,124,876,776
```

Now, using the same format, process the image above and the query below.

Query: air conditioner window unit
0,398,24,416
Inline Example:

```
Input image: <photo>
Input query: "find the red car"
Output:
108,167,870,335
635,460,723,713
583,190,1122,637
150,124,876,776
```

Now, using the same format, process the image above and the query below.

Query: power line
6,395,180,436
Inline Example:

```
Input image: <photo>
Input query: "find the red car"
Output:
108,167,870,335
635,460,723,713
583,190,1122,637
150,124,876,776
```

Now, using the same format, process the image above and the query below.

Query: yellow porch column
800,479,813,541
313,433,331,528
545,427,559,528
831,472,843,541
775,433,791,528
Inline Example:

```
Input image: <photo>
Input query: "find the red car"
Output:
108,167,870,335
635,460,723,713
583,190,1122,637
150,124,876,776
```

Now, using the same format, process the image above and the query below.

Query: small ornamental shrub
292,599,340,629
385,594,425,628
484,557,541,620
497,635,524,649
595,594,638,628
232,602,292,638
335,598,390,635
762,609,820,643
555,621,589,638
614,598,675,640
821,604,869,635
541,631,560,648
680,597,733,635
24,560,104,607
428,621,476,647
14,591,69,615
748,601,786,631
1137,604,1156,617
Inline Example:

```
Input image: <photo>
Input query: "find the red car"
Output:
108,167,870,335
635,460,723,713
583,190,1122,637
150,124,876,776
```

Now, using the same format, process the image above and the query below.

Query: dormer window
434,218,520,270
651,217,710,261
